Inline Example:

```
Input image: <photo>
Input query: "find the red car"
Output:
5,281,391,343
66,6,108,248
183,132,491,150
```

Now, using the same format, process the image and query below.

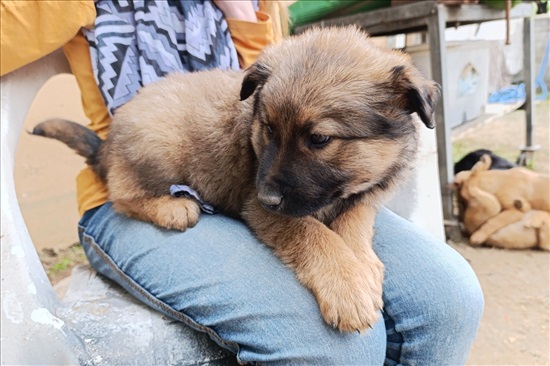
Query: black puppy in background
454,149,516,175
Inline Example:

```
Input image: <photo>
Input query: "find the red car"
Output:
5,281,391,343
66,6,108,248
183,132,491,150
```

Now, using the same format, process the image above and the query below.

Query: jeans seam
79,227,244,361
383,309,403,366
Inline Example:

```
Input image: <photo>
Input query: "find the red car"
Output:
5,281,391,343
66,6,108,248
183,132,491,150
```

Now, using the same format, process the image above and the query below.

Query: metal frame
295,1,535,222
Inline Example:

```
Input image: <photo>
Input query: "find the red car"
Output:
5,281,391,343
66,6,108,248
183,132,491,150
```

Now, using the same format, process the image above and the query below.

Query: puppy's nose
258,190,283,209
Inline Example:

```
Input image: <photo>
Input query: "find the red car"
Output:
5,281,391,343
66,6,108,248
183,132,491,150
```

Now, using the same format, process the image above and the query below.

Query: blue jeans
78,202,483,365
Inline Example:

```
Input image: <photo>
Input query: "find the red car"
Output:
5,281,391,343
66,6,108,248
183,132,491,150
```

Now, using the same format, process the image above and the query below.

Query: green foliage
452,141,470,164
49,257,72,274
46,243,86,278
479,0,523,10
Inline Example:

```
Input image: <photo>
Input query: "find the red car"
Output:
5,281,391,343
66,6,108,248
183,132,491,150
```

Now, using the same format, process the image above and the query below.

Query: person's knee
458,271,485,328
239,316,387,365
427,261,484,335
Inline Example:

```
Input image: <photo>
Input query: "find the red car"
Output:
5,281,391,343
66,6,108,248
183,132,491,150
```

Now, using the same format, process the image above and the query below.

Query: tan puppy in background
454,154,549,214
453,155,549,250
33,27,439,332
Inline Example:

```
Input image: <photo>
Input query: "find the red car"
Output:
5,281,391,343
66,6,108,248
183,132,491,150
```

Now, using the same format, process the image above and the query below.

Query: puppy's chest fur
189,120,257,216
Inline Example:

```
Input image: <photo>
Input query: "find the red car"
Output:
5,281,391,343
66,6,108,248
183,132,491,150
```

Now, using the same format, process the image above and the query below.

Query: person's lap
79,202,483,365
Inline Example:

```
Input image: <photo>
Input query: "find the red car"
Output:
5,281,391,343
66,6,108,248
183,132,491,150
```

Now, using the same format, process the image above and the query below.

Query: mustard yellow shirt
1,0,285,216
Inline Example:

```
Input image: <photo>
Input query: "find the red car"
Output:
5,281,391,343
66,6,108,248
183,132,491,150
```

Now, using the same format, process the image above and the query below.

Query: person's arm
212,0,257,22
0,1,95,76
213,0,277,69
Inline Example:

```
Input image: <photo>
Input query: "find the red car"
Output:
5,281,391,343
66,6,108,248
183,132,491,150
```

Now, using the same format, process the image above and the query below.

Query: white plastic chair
1,48,237,365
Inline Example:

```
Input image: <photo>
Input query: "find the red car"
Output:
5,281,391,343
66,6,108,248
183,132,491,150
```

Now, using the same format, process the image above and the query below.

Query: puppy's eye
310,134,331,147
266,124,274,135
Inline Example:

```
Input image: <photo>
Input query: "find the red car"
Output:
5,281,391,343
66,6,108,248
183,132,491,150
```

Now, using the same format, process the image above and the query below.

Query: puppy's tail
31,118,106,180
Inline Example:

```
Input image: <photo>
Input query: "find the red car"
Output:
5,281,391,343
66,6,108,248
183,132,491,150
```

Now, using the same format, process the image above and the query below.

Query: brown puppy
33,27,439,332
473,209,549,250
452,155,549,250
454,154,550,214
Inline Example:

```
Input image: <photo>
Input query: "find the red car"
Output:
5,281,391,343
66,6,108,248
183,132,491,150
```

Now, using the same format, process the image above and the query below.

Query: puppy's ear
391,65,440,129
240,63,270,101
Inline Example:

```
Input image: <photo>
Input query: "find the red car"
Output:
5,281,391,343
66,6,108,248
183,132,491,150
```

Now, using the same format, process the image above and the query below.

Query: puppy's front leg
469,209,524,245
243,199,380,332
113,195,201,231
329,203,384,314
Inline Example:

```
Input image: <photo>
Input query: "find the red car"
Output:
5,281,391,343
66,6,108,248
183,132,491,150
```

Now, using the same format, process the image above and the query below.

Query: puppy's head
241,26,440,216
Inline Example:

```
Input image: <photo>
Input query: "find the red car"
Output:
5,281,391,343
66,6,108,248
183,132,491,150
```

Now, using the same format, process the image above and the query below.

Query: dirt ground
450,100,550,366
450,242,549,365
14,76,550,365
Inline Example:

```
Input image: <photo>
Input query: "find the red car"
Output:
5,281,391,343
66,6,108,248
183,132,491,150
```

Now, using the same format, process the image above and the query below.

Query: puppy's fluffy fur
33,27,439,331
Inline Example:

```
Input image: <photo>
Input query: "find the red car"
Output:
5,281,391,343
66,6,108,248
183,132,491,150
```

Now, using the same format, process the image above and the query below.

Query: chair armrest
0,48,86,364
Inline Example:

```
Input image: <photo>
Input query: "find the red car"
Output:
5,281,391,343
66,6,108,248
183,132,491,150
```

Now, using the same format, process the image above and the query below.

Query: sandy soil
451,100,550,366
450,242,549,365
15,74,89,251
14,76,550,365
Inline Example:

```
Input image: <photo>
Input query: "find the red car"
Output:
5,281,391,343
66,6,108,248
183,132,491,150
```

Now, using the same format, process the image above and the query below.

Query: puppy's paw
523,212,548,229
469,231,486,246
479,154,491,166
155,198,201,231
472,154,492,174
317,257,384,333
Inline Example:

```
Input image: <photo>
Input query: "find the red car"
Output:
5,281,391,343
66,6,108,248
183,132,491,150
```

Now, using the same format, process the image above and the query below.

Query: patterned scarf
84,0,241,115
